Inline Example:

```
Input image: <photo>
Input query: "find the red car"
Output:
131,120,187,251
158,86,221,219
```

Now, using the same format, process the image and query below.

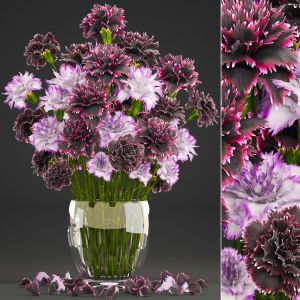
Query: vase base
85,279,126,287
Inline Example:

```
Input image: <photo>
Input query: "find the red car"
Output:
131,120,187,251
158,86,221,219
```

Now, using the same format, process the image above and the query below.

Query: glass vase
67,200,149,283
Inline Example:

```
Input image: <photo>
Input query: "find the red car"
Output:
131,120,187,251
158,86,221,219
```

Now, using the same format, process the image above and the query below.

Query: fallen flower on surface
19,270,207,297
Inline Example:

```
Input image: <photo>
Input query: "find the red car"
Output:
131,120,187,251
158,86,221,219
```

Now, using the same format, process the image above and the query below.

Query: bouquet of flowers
222,0,300,299
3,3,217,281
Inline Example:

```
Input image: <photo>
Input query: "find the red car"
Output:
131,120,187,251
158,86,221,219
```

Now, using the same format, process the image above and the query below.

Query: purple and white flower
34,271,50,285
129,162,152,186
223,152,300,240
48,274,65,295
97,111,137,148
118,66,163,110
40,86,69,112
47,64,85,92
221,247,256,300
29,116,64,152
174,128,197,162
157,157,179,186
3,72,42,109
86,152,114,181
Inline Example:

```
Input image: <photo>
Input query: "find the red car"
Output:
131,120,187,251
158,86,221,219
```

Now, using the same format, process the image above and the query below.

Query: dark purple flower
31,151,60,177
244,206,300,298
68,82,111,126
44,159,73,191
158,54,199,94
125,276,152,296
67,285,81,297
60,43,93,66
188,282,203,296
222,0,297,105
20,277,31,287
151,179,172,193
119,31,160,67
80,4,126,42
83,44,130,88
13,108,45,143
61,117,98,159
151,96,185,123
24,32,60,68
25,280,40,296
186,90,218,127
138,117,177,159
108,134,144,173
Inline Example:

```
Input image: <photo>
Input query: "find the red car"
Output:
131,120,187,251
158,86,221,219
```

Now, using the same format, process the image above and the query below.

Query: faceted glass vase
67,200,149,282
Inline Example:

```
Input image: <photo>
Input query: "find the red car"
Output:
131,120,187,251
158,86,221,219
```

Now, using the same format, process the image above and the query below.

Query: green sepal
280,147,300,166
26,91,39,105
166,92,178,99
41,49,54,65
131,99,142,120
55,109,64,122
100,27,112,45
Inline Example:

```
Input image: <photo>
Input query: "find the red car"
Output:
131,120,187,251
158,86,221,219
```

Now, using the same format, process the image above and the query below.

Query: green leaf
55,109,64,122
26,91,39,105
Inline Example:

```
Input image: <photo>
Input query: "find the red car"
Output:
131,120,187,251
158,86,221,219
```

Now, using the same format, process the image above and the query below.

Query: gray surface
0,0,220,298
0,284,219,299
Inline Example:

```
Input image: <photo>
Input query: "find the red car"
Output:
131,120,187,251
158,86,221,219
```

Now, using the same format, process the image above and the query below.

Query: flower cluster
222,0,300,298
2,3,216,199
20,270,207,297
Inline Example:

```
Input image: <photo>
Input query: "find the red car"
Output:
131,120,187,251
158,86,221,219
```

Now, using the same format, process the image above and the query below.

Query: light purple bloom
221,247,256,300
97,111,137,148
223,152,300,239
29,116,64,152
175,128,197,162
156,275,176,294
157,157,179,186
3,72,42,109
49,274,65,294
118,66,163,110
34,271,50,285
129,162,152,186
40,86,69,112
86,152,114,181
47,64,85,92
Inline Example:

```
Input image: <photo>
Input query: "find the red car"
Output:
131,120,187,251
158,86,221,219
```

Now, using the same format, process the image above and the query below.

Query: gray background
0,0,220,298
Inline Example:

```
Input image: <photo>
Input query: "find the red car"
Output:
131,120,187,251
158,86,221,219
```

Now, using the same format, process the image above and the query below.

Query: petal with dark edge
244,221,265,251
250,268,283,292
253,46,297,73
258,67,291,106
222,66,259,94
